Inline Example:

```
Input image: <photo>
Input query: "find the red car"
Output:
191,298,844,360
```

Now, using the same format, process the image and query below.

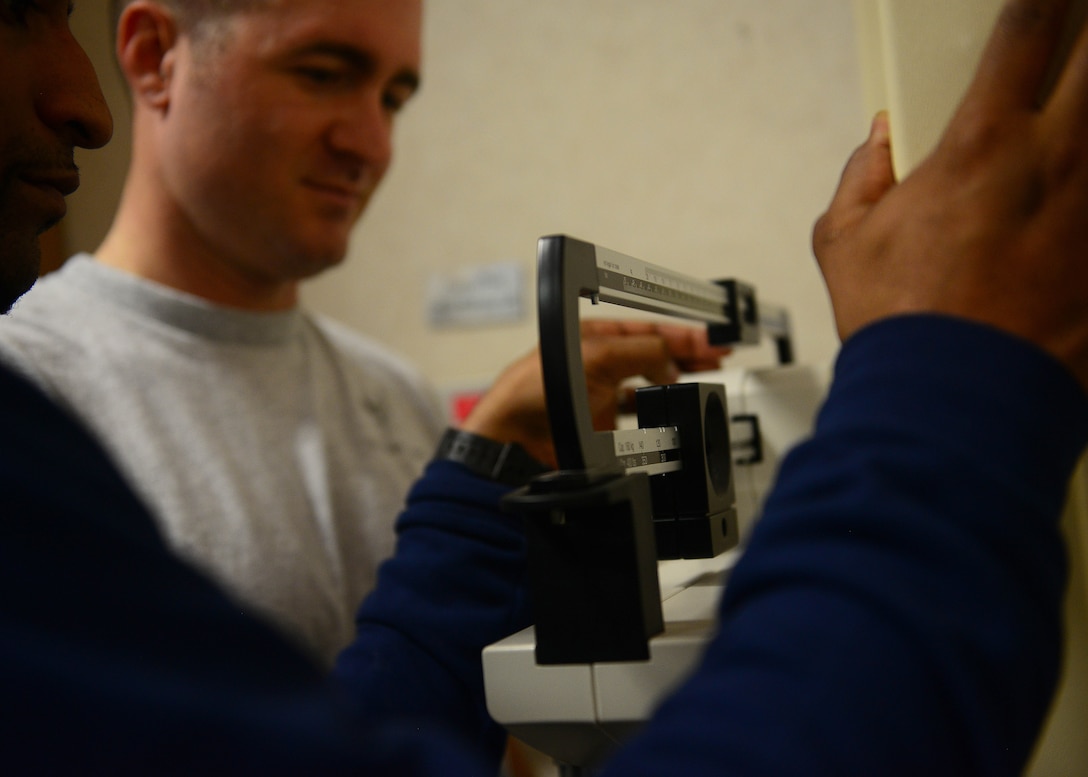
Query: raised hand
813,0,1088,392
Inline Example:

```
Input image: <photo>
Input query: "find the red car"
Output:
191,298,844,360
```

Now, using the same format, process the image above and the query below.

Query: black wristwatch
433,428,550,486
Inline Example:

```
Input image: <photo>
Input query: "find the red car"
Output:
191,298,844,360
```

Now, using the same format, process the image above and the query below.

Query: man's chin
296,240,350,278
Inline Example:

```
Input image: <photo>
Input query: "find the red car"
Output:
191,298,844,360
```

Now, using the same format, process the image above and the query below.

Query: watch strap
433,428,550,486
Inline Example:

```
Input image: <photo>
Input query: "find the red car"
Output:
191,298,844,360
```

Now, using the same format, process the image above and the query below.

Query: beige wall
65,4,132,261
300,0,865,388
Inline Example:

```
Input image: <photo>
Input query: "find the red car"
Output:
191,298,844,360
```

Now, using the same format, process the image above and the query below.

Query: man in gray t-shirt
0,0,726,665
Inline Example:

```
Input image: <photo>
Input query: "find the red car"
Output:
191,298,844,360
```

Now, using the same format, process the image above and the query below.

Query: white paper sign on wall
426,261,527,328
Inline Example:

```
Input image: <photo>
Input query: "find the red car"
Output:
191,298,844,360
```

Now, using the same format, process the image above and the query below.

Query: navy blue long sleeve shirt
1,314,1085,775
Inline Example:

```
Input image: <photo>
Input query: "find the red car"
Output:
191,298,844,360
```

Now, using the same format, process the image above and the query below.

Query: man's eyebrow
292,41,421,93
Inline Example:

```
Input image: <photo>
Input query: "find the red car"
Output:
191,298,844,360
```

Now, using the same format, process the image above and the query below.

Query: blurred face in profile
0,0,112,311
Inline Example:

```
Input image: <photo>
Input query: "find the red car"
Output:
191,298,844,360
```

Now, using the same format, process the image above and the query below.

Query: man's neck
96,181,300,313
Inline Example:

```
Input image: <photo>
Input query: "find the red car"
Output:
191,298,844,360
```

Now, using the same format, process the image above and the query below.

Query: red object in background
449,391,483,425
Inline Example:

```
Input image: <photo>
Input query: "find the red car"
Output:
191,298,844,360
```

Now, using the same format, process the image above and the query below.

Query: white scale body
483,361,830,767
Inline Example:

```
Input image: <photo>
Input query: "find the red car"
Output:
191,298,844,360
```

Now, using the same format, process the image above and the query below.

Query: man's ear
116,1,180,111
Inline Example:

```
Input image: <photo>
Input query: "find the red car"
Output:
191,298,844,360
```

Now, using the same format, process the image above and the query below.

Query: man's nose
37,27,114,151
327,92,394,173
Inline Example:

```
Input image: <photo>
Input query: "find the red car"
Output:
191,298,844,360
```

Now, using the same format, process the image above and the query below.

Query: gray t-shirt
0,256,445,664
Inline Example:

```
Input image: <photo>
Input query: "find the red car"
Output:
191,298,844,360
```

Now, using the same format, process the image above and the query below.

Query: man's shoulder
0,358,157,529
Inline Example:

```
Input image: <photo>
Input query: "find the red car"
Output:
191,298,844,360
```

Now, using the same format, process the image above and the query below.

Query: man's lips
18,169,80,226
303,179,366,204
23,169,81,197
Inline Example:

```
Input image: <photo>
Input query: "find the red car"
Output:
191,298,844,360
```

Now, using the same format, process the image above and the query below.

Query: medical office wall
302,0,866,388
